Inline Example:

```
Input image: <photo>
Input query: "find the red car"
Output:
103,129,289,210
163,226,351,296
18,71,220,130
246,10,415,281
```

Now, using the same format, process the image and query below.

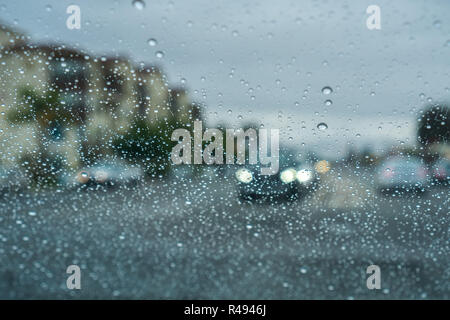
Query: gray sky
1,0,449,159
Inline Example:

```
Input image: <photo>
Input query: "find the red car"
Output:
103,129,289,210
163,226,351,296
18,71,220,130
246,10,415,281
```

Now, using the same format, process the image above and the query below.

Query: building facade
0,24,201,173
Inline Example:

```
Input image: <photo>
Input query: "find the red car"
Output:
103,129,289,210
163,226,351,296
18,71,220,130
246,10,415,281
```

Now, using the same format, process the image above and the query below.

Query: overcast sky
1,0,449,159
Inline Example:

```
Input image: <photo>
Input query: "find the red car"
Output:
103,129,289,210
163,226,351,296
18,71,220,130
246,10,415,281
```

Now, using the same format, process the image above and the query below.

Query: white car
63,159,144,189
375,156,430,194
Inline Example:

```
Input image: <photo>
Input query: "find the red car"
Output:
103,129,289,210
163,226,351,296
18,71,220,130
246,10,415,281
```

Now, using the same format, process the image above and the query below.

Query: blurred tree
417,104,449,145
6,87,71,186
112,119,180,177
8,87,73,127
7,87,74,150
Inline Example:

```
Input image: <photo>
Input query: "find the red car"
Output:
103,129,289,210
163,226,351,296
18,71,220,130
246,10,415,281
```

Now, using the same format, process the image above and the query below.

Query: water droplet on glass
322,86,332,95
132,0,145,10
324,99,333,106
155,51,164,59
317,122,328,131
147,38,157,46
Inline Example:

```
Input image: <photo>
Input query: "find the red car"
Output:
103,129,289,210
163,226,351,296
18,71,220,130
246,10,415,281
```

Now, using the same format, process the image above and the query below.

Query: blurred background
0,0,448,299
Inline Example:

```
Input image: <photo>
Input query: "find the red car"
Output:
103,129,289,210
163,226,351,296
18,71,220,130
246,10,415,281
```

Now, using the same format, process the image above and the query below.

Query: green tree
112,119,181,177
417,104,449,146
7,87,71,186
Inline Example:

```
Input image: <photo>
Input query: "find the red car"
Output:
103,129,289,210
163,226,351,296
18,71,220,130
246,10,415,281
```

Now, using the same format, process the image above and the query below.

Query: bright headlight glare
296,168,313,183
235,168,253,183
280,168,296,183
76,171,90,184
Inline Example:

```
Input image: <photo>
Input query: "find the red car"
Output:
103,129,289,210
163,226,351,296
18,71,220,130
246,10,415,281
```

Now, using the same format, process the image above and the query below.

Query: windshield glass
0,0,448,300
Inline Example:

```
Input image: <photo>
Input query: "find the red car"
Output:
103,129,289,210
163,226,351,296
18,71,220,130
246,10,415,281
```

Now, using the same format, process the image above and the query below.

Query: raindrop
28,211,37,216
322,86,332,95
317,122,328,131
324,100,333,106
155,51,164,59
147,38,157,46
132,0,145,10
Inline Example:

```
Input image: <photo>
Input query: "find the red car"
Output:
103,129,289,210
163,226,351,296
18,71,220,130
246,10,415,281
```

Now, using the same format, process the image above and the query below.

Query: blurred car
431,158,450,184
0,166,29,193
375,156,429,194
62,159,144,189
235,148,319,201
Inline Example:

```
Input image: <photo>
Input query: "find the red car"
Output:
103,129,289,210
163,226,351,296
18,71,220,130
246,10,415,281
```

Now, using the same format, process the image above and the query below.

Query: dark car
235,148,318,201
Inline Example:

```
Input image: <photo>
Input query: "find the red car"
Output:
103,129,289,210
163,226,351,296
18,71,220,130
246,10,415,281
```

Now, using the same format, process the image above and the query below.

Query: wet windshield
0,0,448,300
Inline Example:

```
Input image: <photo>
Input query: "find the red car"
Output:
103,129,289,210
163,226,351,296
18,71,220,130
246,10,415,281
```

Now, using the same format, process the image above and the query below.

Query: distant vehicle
431,158,450,184
0,166,29,193
63,159,144,189
375,156,429,194
235,148,319,201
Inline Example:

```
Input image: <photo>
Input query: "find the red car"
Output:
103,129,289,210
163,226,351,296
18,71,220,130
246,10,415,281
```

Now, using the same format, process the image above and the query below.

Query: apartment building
0,23,201,172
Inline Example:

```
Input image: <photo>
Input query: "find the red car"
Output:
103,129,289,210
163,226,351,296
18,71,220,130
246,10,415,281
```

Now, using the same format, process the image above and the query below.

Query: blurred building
0,23,201,171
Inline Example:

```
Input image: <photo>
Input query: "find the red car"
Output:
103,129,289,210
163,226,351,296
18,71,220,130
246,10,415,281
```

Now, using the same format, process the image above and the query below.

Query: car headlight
296,168,313,183
280,168,296,183
235,168,253,183
76,171,90,184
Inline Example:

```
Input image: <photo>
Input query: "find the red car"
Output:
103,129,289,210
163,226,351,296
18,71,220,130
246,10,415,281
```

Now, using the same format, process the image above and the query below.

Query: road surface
0,165,448,299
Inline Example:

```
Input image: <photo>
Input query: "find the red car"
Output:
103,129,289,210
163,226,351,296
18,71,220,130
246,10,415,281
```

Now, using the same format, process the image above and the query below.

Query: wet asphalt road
0,166,448,299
